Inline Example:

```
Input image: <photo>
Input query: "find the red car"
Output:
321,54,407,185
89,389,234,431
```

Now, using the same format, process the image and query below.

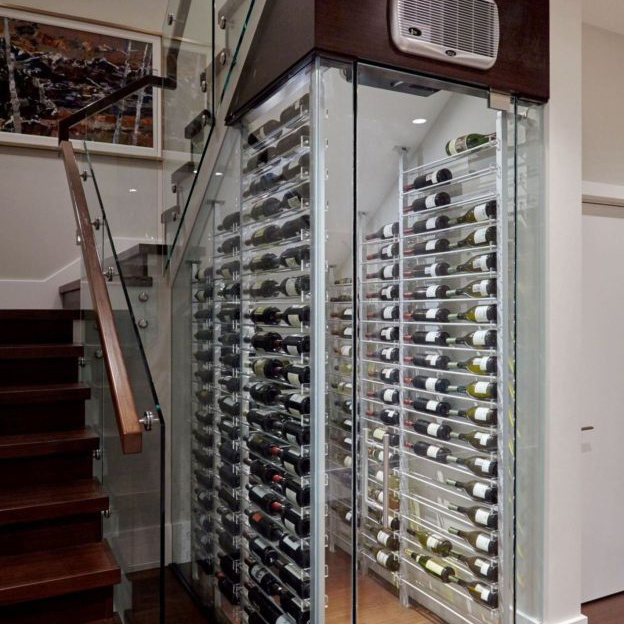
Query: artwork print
0,13,158,150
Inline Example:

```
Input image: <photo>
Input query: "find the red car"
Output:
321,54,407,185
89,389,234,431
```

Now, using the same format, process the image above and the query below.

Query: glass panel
72,129,167,624
161,0,214,249
355,65,511,624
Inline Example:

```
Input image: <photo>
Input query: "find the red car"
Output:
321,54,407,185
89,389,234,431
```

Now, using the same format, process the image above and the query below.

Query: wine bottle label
475,509,491,525
376,491,384,503
425,217,439,230
425,378,439,392
447,137,467,155
426,445,441,459
283,460,297,473
426,536,442,550
472,483,490,498
376,551,391,566
284,517,297,533
284,256,298,267
425,309,438,320
474,255,490,271
425,560,446,576
425,194,438,209
250,565,269,584
425,239,437,251
341,345,352,356
343,327,353,337
285,344,299,356
473,407,491,422
343,436,352,446
382,307,394,319
475,534,492,551
381,286,394,299
343,455,352,467
382,265,395,279
286,373,301,387
472,330,489,346
425,285,438,298
372,429,384,441
426,400,440,411
381,245,394,259
425,331,439,342
475,458,493,473
285,487,299,504
345,510,352,522
475,432,494,447
471,281,490,296
474,228,489,245
382,389,395,403
287,314,300,326
426,355,441,366
473,558,491,577
474,204,490,222
282,534,299,549
381,368,394,380
474,306,491,322
425,172,435,184
476,583,491,601
382,224,395,238
473,381,491,395
381,348,394,359
380,328,394,340
427,423,442,436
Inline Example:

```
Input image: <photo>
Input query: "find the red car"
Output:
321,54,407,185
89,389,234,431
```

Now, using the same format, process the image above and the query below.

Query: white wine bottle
447,479,497,504
453,200,497,224
454,577,499,609
457,454,498,478
406,527,452,556
448,305,497,323
450,550,499,582
457,405,498,425
366,521,400,550
447,380,497,400
447,329,497,348
448,356,497,375
451,429,498,451
445,133,494,156
406,550,457,582
455,226,496,249
447,503,498,530
448,526,498,555
452,252,496,274
368,545,400,571
446,279,497,299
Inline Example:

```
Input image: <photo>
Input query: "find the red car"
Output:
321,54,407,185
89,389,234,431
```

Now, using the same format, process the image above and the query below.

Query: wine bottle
448,304,497,323
247,559,282,596
280,505,310,538
366,326,399,342
455,226,496,248
219,332,240,346
405,307,450,322
365,407,400,426
282,182,310,210
450,551,499,582
282,305,310,326
246,410,282,435
218,212,241,232
248,510,282,541
245,588,285,624
367,347,400,363
277,532,310,568
447,381,497,401
404,167,452,192
247,307,282,325
366,521,400,550
335,399,353,414
448,355,497,375
405,353,451,370
454,200,497,224
408,284,449,300
367,388,400,405
281,334,310,355
405,237,450,256
245,224,282,247
244,146,275,175
408,261,450,278
194,288,213,303
368,284,399,300
367,264,399,281
279,215,310,240
247,483,283,515
456,454,498,478
195,390,214,405
218,396,240,417
280,275,310,297
282,363,310,387
246,332,282,353
248,458,281,484
446,279,497,299
447,329,496,348
410,396,455,416
220,352,241,369
282,152,310,181
446,479,497,504
406,527,452,556
194,328,215,342
365,222,399,241
367,242,399,260
279,93,309,124
247,279,279,298
194,350,213,363
457,405,498,426
216,260,240,278
331,307,353,321
218,235,240,254
367,305,399,321
245,532,278,566
248,119,280,146
217,572,240,605
454,578,499,608
332,327,353,339
332,381,353,396
410,215,449,235
447,503,498,530
280,245,310,268
407,418,453,441
274,560,310,599
410,375,450,393
272,473,310,506
406,440,457,464
370,426,400,446
405,550,456,583
246,381,282,405
219,376,241,392
368,545,400,571
280,591,310,624
405,330,449,346
367,507,401,531
406,191,451,213
250,197,282,221
275,125,309,157
448,526,498,556
453,252,496,274
245,253,280,272
452,430,498,453
445,133,493,156
279,393,310,417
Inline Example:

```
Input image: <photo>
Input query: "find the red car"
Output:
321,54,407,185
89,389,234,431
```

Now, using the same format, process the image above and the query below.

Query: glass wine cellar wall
170,59,545,624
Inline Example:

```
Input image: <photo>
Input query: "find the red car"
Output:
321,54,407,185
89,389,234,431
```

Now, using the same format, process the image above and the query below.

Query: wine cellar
171,53,544,624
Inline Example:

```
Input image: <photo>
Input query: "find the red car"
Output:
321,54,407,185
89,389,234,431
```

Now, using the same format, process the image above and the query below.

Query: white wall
542,1,587,623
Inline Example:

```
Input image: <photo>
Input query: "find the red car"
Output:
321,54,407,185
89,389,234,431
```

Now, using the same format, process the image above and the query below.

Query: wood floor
582,592,624,624
326,550,444,624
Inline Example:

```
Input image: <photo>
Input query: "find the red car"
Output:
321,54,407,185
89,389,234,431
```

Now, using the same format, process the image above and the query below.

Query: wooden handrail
60,140,143,454
58,74,175,142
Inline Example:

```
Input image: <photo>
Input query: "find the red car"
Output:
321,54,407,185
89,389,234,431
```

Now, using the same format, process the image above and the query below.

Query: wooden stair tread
0,429,99,460
0,542,120,606
0,382,90,404
89,617,122,624
0,310,80,321
0,344,83,359
0,479,107,525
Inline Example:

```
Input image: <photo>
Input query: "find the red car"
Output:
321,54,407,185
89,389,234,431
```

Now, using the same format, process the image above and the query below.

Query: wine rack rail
356,136,504,621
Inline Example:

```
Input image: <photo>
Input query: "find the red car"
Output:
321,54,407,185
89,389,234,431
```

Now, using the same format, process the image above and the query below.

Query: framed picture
0,7,162,157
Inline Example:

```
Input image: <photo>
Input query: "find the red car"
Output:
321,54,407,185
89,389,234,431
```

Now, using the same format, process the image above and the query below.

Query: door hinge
489,90,512,112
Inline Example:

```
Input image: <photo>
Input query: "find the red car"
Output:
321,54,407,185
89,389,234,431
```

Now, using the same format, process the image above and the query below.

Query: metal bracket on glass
75,230,81,246
137,318,149,329
102,508,111,518
78,356,86,368
140,410,156,431
80,170,91,181
103,267,115,282
94,348,103,359
91,218,101,231
93,448,102,460
489,89,513,112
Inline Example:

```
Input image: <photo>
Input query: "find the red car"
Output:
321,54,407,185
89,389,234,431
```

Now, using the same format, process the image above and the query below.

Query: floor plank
582,591,624,624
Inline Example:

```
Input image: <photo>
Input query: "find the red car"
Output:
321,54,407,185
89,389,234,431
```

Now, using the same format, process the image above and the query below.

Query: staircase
0,310,121,624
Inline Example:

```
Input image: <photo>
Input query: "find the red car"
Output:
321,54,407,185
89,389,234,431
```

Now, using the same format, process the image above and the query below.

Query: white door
581,202,624,601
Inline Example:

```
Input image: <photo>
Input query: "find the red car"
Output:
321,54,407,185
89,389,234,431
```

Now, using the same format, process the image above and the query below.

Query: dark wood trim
60,141,142,455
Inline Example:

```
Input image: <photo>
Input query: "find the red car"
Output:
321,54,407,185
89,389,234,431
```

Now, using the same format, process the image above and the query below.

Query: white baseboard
507,609,587,624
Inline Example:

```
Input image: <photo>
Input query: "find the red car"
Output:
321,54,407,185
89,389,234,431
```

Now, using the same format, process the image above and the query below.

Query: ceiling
583,0,624,36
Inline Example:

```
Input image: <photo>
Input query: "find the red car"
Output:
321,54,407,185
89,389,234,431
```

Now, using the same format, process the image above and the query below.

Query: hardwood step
0,311,80,321
0,311,78,345
0,401,85,436
0,479,108,526
0,344,83,359
0,383,91,405
0,542,120,606
0,345,83,387
0,429,99,460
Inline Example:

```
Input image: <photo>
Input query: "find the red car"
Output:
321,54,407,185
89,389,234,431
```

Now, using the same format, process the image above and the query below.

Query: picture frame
0,7,162,158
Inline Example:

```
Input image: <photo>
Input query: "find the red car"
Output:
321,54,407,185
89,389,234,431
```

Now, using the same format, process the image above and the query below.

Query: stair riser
0,360,79,387
0,455,93,487
0,586,114,624
0,402,85,435
0,513,102,556
0,321,74,345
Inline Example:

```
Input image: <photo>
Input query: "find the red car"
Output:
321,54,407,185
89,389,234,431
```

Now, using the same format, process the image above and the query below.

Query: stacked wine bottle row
357,137,501,615
237,91,313,624
327,277,355,556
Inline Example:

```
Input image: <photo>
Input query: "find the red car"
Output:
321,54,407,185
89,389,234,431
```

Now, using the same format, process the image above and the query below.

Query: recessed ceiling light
215,172,223,176
412,118,427,125
129,188,138,193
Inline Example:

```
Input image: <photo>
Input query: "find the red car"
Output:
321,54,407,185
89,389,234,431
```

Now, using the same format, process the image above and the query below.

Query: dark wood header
228,0,548,120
